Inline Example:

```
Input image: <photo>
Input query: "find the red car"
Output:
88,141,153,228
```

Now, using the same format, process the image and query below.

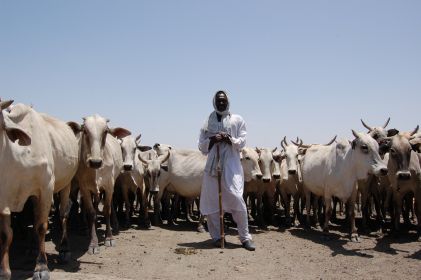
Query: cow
0,100,79,280
273,137,306,227
358,118,399,233
380,127,421,240
301,130,388,241
244,147,279,228
68,114,130,255
114,134,151,228
137,147,170,226
153,144,263,231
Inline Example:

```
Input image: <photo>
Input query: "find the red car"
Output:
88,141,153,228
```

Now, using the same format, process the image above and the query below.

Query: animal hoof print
32,270,50,280
105,239,116,247
59,251,72,264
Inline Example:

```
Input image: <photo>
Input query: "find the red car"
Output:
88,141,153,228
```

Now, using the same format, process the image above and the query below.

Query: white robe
198,114,247,215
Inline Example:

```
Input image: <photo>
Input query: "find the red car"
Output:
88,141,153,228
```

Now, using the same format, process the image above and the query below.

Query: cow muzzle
255,174,263,180
379,168,388,176
273,174,281,180
288,169,297,175
123,164,133,171
88,158,103,169
397,171,411,180
262,178,271,183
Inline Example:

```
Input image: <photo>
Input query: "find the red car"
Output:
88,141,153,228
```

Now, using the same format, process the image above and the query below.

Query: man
198,90,255,251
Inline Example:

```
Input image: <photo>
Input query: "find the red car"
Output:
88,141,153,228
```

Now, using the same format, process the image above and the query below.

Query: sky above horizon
1,1,420,149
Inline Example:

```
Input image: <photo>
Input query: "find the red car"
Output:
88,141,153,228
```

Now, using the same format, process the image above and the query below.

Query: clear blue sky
1,1,420,148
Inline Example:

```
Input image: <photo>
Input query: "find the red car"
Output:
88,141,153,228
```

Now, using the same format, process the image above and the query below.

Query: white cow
244,147,279,228
381,129,421,240
115,134,152,228
274,137,306,227
0,101,79,280
301,130,388,241
153,144,262,230
69,114,130,255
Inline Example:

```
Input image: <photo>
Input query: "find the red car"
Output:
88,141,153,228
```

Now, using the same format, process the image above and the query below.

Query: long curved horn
360,119,373,131
383,117,391,128
325,135,337,146
410,125,419,136
352,129,360,138
272,147,277,153
280,136,286,150
135,133,142,144
0,100,14,111
159,150,170,164
291,138,302,146
138,153,149,165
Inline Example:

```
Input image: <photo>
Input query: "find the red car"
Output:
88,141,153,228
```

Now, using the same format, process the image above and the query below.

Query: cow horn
352,129,360,138
281,137,286,150
360,119,373,131
137,153,149,165
255,147,261,154
410,125,419,136
0,100,14,111
325,135,337,146
272,147,277,153
135,133,142,144
159,150,170,164
291,138,302,146
383,117,391,128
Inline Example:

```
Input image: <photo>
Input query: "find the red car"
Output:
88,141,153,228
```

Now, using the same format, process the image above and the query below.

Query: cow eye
244,156,250,160
361,145,369,153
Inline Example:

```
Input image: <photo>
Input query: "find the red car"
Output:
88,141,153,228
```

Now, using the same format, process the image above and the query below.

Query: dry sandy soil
9,214,421,280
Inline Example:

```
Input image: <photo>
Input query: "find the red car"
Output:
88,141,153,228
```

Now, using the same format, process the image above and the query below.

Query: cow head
351,130,388,178
361,117,398,143
279,137,301,177
379,127,419,181
0,100,31,146
138,150,170,193
120,134,152,172
80,114,131,169
256,147,278,183
241,147,262,182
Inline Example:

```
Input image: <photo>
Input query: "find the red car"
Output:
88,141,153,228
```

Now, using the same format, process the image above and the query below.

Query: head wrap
203,91,232,135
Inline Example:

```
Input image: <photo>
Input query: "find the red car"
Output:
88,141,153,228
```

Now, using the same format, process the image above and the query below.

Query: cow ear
298,148,307,155
137,145,152,152
272,154,284,163
351,139,357,150
409,138,421,153
379,138,392,155
109,127,131,139
160,165,169,172
3,117,31,146
387,128,399,137
67,121,82,135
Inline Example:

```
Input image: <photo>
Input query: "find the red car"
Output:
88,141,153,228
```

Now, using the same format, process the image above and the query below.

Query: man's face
215,93,228,112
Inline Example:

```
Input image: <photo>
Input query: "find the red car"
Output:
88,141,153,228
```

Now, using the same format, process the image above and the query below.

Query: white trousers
207,210,252,243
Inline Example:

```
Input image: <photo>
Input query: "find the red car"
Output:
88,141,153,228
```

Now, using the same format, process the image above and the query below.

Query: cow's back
41,113,79,190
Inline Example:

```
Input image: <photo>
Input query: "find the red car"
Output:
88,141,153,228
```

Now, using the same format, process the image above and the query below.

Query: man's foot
242,240,256,251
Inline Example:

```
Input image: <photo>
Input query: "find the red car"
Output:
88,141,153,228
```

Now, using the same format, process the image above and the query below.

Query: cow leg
312,195,321,229
82,191,100,255
393,191,402,235
186,198,195,223
58,185,72,263
280,189,291,227
256,192,266,229
360,188,370,234
0,214,12,280
33,191,53,280
348,186,359,242
292,192,301,226
304,189,312,228
372,188,385,234
122,188,131,228
104,191,115,247
322,196,332,238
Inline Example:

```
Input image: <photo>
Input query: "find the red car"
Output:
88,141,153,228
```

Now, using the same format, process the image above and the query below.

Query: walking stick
216,143,225,249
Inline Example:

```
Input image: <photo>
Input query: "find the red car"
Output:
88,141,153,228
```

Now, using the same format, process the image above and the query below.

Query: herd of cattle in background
0,99,420,280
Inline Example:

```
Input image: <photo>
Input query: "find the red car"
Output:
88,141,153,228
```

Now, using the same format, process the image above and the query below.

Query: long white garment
198,114,247,215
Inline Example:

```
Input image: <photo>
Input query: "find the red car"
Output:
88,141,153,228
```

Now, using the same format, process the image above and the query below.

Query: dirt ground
9,213,421,280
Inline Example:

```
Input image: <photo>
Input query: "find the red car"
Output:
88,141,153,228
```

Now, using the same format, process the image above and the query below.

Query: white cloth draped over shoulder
198,113,247,215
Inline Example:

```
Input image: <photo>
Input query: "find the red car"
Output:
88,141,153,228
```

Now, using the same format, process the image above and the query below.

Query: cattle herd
0,100,420,280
